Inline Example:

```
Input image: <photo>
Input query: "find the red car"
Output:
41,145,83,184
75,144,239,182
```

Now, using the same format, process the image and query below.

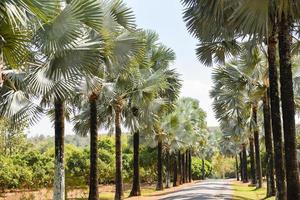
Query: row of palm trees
182,0,300,199
0,1,209,200
210,48,274,191
156,97,208,190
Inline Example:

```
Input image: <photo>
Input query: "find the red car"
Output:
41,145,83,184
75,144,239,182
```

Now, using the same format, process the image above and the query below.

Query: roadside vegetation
232,181,275,200
0,126,232,199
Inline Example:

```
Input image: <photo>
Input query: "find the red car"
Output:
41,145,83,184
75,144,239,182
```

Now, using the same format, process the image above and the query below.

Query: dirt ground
0,181,200,200
0,183,154,200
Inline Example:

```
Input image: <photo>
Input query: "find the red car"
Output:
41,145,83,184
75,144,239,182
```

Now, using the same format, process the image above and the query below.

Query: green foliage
191,157,212,179
66,147,89,186
0,119,29,156
139,147,157,183
0,130,220,190
0,150,54,189
122,153,133,182
211,153,236,179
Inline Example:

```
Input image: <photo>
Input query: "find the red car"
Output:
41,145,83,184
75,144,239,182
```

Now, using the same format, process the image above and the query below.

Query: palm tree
0,0,58,141
86,32,176,198
134,43,181,191
72,1,139,199
0,5,90,198
210,54,269,187
263,89,275,196
235,155,239,181
29,1,103,199
242,143,248,183
267,23,287,199
137,68,181,191
125,31,178,196
160,97,207,187
249,136,256,185
278,7,300,199
0,70,43,127
0,0,58,86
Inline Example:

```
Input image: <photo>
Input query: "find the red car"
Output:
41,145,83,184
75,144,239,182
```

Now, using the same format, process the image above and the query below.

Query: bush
0,151,54,190
211,153,235,178
191,157,212,179
0,156,19,189
66,147,89,186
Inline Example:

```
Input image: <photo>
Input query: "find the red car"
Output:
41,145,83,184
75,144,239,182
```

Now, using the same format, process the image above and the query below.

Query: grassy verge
231,181,275,200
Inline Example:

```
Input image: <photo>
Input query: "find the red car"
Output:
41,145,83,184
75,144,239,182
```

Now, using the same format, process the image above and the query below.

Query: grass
231,181,275,200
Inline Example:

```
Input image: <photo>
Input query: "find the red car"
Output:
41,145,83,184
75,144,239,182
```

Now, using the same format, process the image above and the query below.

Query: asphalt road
158,179,233,200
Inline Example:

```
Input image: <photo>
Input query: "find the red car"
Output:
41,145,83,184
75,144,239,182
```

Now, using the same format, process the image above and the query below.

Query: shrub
191,157,212,179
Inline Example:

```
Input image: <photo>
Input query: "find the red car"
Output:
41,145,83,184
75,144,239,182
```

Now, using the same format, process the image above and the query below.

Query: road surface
159,179,233,200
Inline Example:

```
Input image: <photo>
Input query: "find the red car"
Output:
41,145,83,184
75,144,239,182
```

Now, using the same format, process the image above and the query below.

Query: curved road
159,179,233,200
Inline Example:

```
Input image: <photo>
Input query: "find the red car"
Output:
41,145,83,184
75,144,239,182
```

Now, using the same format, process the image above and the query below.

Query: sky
27,0,218,137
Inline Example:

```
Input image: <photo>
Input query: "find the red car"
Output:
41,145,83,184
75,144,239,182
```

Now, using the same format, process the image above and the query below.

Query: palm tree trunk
240,152,244,181
185,150,188,182
0,48,3,87
129,131,141,196
156,140,163,190
249,137,256,185
182,153,186,183
268,22,287,200
53,99,65,200
201,158,205,180
178,151,182,185
252,105,262,188
173,153,178,187
188,150,192,182
242,144,248,183
89,94,99,200
166,152,171,188
114,108,123,200
263,90,275,197
278,14,300,200
235,154,240,181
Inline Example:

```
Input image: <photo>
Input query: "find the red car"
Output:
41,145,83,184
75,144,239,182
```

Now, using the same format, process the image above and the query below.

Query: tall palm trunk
173,153,178,187
263,90,275,197
201,158,205,180
188,150,192,182
129,131,141,196
89,94,99,200
53,99,65,200
166,152,171,188
268,22,287,200
182,153,186,183
156,140,163,190
235,155,240,181
185,150,188,182
240,152,244,181
242,144,248,183
178,151,182,185
253,104,262,188
0,48,3,87
278,14,300,200
249,137,256,185
114,105,123,200
130,107,141,196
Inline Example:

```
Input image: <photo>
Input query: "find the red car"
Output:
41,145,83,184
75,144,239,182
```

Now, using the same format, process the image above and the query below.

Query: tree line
0,131,217,192
0,1,212,200
182,0,300,199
